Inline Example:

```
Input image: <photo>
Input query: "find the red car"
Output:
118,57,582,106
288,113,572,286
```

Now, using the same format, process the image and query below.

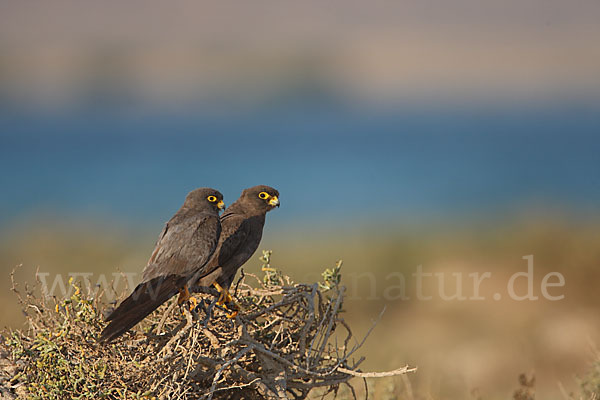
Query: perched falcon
99,188,224,343
193,185,279,313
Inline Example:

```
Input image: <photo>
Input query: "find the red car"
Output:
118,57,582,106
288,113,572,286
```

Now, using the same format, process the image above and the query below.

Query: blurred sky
1,0,599,228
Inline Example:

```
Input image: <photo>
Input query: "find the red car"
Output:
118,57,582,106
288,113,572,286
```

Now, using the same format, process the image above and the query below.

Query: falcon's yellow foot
261,266,276,272
213,282,233,306
225,302,240,319
176,286,200,313
177,285,190,306
213,282,240,318
188,296,199,311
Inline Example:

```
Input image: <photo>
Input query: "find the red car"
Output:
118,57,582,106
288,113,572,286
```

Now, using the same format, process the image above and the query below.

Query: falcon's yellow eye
207,195,217,203
258,192,269,200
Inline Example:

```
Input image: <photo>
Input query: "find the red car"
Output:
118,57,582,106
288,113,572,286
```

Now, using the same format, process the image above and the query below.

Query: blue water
1,104,599,227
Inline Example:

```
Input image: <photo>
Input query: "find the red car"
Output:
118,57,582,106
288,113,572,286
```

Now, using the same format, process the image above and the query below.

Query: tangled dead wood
1,253,415,399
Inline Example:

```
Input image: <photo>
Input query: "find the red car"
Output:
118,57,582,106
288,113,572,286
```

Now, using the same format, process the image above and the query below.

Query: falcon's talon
213,282,240,316
261,266,276,273
225,300,240,319
214,282,234,305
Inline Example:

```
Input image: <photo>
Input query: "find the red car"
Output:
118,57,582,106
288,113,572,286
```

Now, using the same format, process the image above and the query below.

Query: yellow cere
268,196,279,206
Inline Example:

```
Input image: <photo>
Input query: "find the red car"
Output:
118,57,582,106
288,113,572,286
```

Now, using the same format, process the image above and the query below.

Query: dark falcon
99,188,224,343
193,185,280,312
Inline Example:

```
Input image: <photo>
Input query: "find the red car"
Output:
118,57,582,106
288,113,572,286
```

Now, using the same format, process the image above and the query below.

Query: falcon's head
241,185,280,212
184,187,225,213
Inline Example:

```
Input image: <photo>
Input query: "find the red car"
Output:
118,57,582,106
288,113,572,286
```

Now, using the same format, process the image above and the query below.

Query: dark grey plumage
99,188,224,343
194,185,280,292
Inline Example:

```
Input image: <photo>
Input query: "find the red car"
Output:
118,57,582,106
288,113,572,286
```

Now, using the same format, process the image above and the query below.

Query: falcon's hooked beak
217,200,225,210
268,196,280,207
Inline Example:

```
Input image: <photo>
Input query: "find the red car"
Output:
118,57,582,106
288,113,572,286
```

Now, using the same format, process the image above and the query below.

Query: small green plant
260,250,282,286
319,260,343,290
579,358,600,398
5,278,113,399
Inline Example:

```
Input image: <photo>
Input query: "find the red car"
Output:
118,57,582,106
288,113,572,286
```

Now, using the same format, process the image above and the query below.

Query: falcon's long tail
99,275,186,343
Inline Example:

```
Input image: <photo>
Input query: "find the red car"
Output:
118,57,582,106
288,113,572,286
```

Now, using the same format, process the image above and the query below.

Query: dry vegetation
0,251,414,399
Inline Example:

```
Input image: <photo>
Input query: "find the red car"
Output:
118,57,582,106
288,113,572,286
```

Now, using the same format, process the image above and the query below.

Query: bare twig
337,365,417,378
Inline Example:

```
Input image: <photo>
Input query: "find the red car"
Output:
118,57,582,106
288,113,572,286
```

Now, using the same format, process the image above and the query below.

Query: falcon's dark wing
99,213,220,343
99,275,185,343
143,213,221,282
196,213,266,289
216,214,250,267
191,212,248,285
